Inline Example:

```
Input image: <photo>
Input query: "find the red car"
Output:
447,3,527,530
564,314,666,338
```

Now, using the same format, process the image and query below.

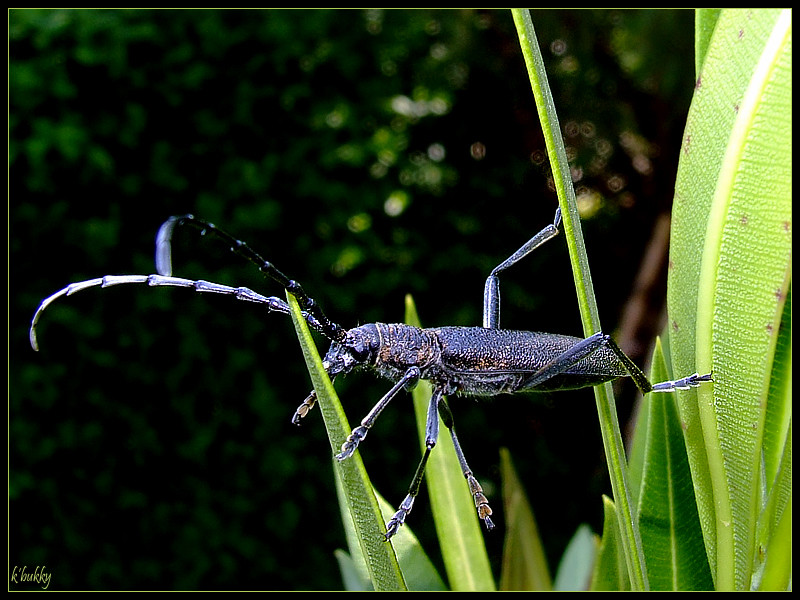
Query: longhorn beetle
30,208,712,540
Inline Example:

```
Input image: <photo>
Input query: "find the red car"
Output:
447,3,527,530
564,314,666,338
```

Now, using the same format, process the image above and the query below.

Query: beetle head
322,324,381,378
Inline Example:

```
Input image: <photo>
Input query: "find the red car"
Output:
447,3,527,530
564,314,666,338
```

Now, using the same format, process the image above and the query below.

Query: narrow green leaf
627,363,652,507
498,448,551,591
512,8,647,590
669,8,792,590
761,285,792,501
286,293,407,591
373,490,448,591
751,286,791,590
590,496,630,591
553,524,596,591
759,500,792,591
405,295,496,592
694,9,722,75
334,549,372,592
636,339,713,590
754,423,792,591
335,470,447,591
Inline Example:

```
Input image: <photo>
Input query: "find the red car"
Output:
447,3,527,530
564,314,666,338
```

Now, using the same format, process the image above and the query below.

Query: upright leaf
669,8,792,590
405,295,496,592
553,524,596,591
752,289,792,590
286,293,407,591
498,448,551,591
694,9,722,74
754,423,792,592
511,8,647,589
590,497,630,591
335,474,447,591
636,340,713,590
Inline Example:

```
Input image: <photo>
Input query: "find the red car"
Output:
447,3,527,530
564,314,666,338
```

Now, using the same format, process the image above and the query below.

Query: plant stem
511,9,649,591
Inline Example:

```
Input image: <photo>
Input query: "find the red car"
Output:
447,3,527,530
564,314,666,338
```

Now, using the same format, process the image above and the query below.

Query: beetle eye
349,337,370,362
346,327,378,363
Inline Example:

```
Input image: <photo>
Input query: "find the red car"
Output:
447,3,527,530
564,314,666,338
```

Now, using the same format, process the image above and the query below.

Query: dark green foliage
10,9,694,590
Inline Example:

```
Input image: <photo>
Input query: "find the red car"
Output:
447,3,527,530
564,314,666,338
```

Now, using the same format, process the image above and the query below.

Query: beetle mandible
29,209,712,540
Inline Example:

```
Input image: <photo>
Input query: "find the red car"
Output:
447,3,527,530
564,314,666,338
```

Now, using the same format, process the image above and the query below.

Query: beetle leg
521,331,613,389
520,331,713,395
593,335,713,394
650,372,713,392
336,367,421,461
384,385,442,540
291,390,317,425
482,207,561,329
437,397,494,533
385,389,495,540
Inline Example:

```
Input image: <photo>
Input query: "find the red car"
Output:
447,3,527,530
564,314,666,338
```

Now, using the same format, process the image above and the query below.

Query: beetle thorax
371,323,440,380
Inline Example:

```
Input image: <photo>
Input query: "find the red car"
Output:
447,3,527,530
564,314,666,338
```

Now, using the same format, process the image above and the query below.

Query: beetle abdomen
430,326,627,394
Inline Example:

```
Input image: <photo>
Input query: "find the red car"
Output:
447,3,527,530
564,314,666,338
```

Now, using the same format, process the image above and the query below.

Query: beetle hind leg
384,386,442,539
437,397,495,532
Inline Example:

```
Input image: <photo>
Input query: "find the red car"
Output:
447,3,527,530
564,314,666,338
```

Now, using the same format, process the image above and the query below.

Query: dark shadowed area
10,9,694,590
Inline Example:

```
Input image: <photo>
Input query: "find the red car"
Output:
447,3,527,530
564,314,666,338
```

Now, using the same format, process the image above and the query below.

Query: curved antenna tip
155,217,180,276
29,309,42,351
29,328,40,352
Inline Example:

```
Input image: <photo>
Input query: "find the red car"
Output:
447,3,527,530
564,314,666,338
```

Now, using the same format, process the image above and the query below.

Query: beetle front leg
291,390,317,425
336,367,421,461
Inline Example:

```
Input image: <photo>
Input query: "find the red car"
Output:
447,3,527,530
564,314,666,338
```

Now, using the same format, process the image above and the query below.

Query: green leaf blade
669,8,792,590
754,421,792,591
286,293,407,591
404,295,496,592
590,497,630,591
694,9,722,75
336,475,447,591
697,10,791,591
636,340,713,590
752,291,791,591
511,8,647,590
498,447,552,591
553,524,596,591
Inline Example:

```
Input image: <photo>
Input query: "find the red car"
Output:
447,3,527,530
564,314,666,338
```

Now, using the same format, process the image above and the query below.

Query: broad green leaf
405,295,496,591
590,496,630,591
498,447,551,591
512,8,647,590
668,8,792,590
553,524,596,591
286,293,407,591
636,339,713,590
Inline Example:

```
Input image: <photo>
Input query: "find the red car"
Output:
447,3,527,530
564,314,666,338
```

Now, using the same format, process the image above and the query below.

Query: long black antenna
156,215,347,344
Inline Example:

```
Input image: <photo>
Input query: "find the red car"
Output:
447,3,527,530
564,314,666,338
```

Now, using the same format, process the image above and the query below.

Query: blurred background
10,9,696,590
